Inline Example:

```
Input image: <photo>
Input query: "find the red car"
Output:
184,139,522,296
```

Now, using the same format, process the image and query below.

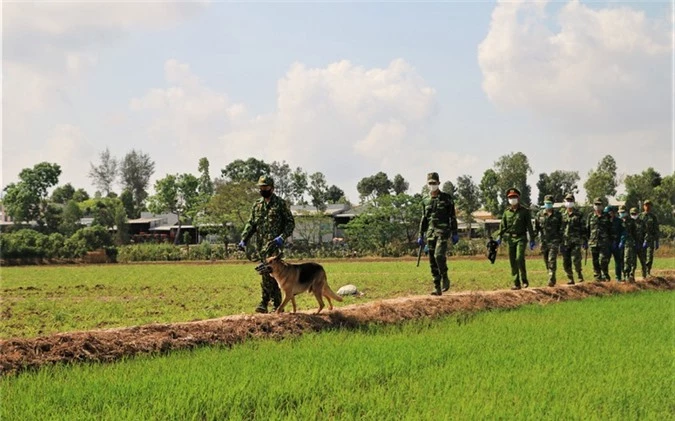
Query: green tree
119,189,136,219
197,157,214,198
326,185,345,204
119,150,155,215
392,174,409,195
357,172,392,203
2,162,61,225
584,155,617,204
72,188,90,202
221,157,270,183
308,172,329,211
147,174,200,244
59,200,83,236
624,168,674,226
456,175,480,238
536,171,580,204
203,180,259,241
290,167,308,205
88,147,118,196
480,168,500,217
442,181,456,196
269,161,293,201
51,183,76,204
494,152,533,209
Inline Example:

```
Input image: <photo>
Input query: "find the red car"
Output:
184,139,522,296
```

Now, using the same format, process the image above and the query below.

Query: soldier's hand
618,240,625,250
655,240,659,250
642,240,648,249
273,236,284,247
416,237,424,246
560,245,566,253
496,237,501,246
529,240,536,251
237,240,246,250
582,241,588,250
451,234,459,245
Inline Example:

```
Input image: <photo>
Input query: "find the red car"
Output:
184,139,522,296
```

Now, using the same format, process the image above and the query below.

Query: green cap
618,205,627,212
593,197,603,205
643,199,652,205
257,175,274,187
544,195,554,203
564,193,575,201
630,207,639,214
427,172,440,183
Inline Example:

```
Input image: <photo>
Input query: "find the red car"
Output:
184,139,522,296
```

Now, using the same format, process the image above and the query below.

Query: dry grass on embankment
1,276,673,376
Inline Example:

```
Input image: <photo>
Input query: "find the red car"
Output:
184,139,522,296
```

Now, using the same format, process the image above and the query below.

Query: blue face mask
544,203,553,210
619,212,627,218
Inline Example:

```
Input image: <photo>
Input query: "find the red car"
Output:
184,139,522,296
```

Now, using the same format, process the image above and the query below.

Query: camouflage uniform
241,176,295,312
619,206,638,282
534,195,562,286
418,172,458,294
608,207,624,281
560,194,586,284
586,198,613,281
633,209,647,277
639,200,659,277
495,187,535,289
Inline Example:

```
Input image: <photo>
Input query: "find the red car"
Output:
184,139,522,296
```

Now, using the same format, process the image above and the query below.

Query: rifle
584,245,588,266
416,243,424,267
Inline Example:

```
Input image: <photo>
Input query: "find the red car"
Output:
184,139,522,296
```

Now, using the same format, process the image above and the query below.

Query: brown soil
1,277,673,376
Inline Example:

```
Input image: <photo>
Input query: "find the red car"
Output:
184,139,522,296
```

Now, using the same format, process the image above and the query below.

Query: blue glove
529,240,535,250
237,240,246,249
273,236,284,247
416,237,424,246
611,242,618,251
496,238,501,246
642,240,648,249
560,245,566,253
655,240,659,250
618,240,625,250
451,234,459,245
582,241,588,250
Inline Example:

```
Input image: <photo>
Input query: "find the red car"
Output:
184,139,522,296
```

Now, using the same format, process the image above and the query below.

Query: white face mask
564,201,574,209
429,184,439,192
593,205,602,212
508,198,519,206
631,214,638,220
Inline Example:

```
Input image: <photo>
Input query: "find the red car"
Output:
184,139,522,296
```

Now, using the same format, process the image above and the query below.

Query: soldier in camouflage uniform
494,187,536,290
417,172,459,296
632,207,647,277
560,193,586,285
639,200,659,277
617,205,637,282
607,206,625,281
240,175,296,313
534,195,563,287
586,197,613,281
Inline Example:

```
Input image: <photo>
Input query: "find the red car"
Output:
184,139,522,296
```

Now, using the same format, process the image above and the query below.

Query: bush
64,226,114,258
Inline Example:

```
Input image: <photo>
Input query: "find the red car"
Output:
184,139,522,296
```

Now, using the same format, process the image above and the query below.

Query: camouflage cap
643,199,652,205
257,175,274,187
506,187,521,197
630,207,639,214
427,172,440,183
593,197,603,205
544,195,554,203
618,205,627,212
564,193,575,201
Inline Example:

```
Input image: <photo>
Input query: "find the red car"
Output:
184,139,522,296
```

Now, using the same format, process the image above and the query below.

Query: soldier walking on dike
534,194,563,287
618,205,638,283
560,193,586,285
586,197,613,281
607,206,624,281
417,172,459,296
494,187,536,290
639,200,659,278
632,207,647,277
239,176,295,313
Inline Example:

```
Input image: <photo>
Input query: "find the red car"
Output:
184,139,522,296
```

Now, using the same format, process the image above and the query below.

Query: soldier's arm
281,200,295,240
418,201,428,237
241,204,257,242
533,214,542,237
525,208,535,241
448,197,458,236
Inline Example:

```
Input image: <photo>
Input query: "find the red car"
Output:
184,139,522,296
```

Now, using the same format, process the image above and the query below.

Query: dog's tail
323,284,343,302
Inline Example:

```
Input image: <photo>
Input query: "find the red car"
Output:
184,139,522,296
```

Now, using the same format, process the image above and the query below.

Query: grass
2,290,672,420
1,257,672,339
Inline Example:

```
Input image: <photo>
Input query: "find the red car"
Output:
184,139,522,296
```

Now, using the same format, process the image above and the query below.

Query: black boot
511,282,521,290
256,287,270,313
431,279,442,296
271,288,283,313
441,276,450,292
255,302,268,313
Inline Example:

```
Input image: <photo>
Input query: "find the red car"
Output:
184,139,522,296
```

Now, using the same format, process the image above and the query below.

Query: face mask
564,201,574,209
619,212,626,218
508,198,519,206
544,203,553,210
429,184,439,192
631,214,638,220
593,205,602,212
260,190,272,198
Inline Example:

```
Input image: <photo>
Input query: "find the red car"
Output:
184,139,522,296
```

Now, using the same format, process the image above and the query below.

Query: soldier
617,205,637,282
586,197,613,281
632,207,647,277
534,194,563,287
607,206,624,281
639,200,660,277
494,187,536,290
560,193,586,285
239,175,296,313
417,172,459,296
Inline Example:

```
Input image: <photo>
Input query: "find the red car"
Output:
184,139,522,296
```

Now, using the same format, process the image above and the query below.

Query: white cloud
129,58,478,201
478,0,671,134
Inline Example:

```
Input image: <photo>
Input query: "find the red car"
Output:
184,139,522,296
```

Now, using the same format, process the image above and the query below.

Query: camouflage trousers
561,243,584,282
260,273,282,308
427,236,449,288
609,245,624,281
541,242,559,283
622,243,637,281
506,237,528,286
636,247,647,278
643,241,656,277
590,245,610,281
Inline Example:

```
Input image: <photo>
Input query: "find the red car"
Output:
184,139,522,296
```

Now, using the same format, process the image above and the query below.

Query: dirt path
1,277,673,376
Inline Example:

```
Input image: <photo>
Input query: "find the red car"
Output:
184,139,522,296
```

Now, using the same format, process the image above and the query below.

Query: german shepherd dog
263,255,343,314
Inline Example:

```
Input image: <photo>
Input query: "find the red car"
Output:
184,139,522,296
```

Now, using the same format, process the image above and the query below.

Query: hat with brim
506,187,520,198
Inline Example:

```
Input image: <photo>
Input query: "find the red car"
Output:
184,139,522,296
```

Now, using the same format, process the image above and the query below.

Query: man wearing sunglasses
417,172,459,296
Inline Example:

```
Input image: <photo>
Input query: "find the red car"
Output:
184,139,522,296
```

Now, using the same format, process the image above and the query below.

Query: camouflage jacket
418,191,458,239
620,217,638,246
496,205,535,241
561,208,587,246
633,217,645,244
534,209,563,244
610,216,624,246
640,212,659,242
241,194,295,252
586,212,613,247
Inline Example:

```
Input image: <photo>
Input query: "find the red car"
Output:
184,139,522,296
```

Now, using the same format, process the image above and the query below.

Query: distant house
290,204,351,244
127,212,198,244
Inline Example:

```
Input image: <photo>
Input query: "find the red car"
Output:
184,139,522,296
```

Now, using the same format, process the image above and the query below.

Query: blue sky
3,1,673,204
